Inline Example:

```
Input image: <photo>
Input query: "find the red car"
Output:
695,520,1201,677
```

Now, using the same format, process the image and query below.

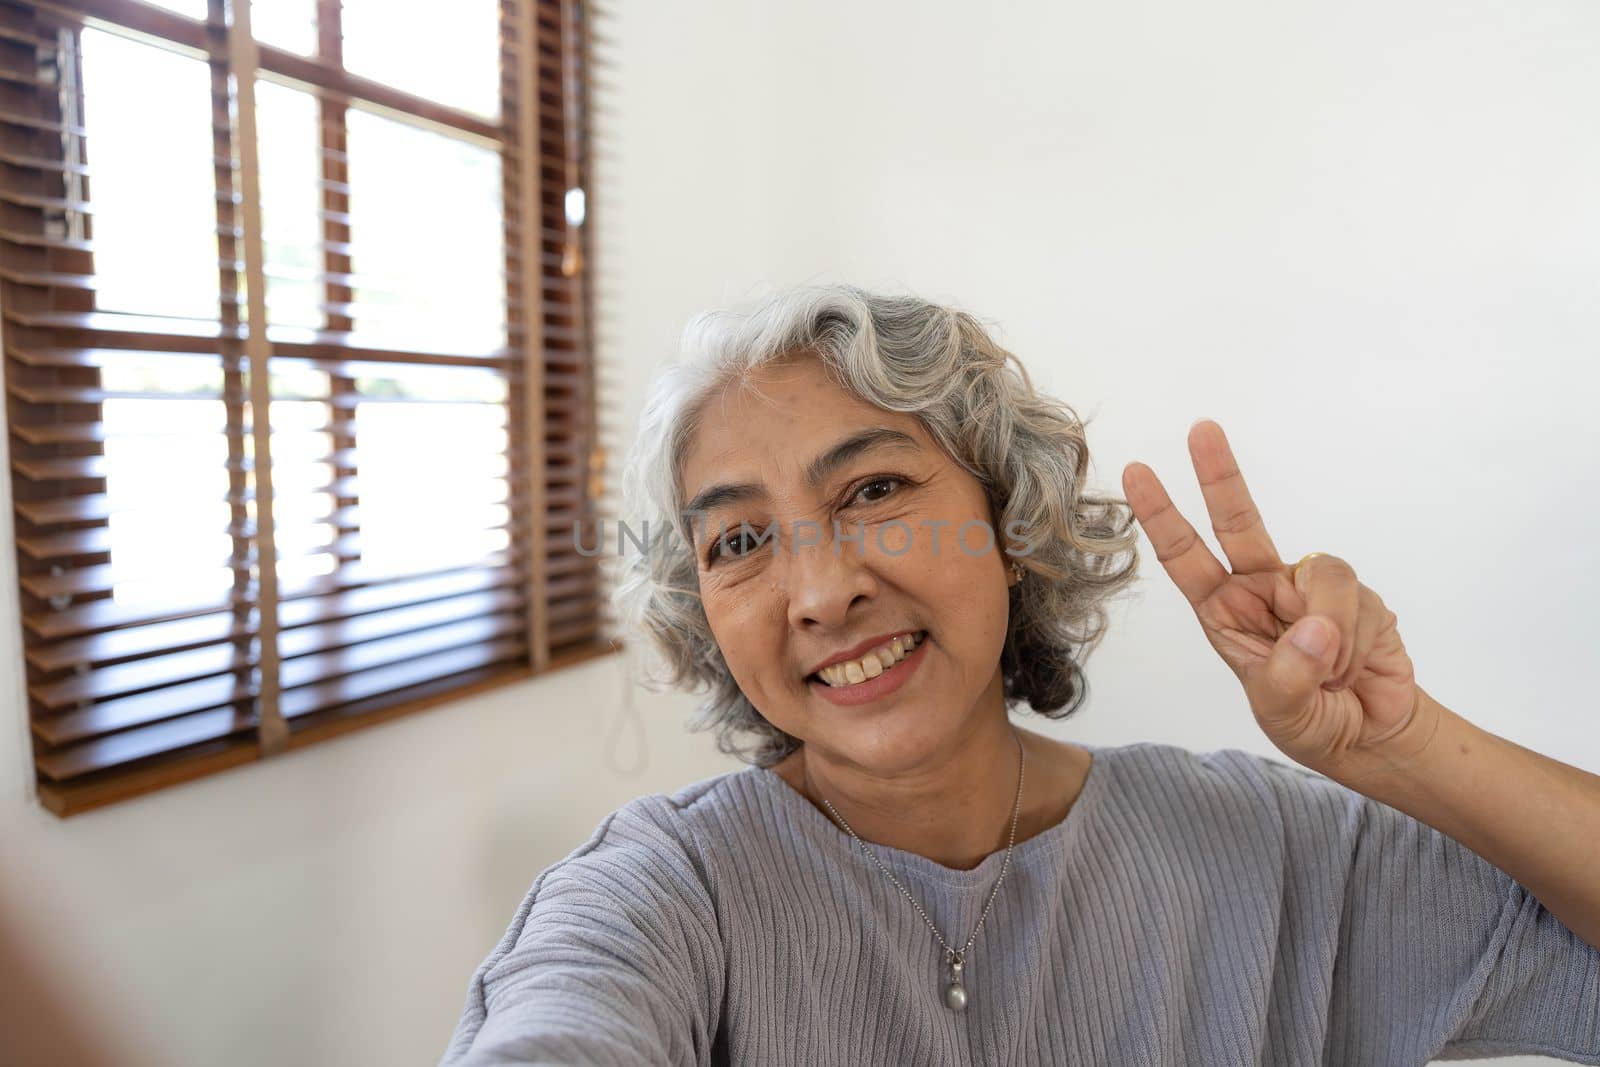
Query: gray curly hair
612,284,1141,767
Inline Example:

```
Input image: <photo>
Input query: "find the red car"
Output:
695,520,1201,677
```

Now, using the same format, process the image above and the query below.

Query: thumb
1251,614,1340,725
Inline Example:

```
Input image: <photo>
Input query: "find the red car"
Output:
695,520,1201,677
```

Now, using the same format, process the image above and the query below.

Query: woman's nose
783,524,877,631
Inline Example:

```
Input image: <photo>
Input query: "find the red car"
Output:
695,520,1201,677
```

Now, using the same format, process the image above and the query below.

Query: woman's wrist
1326,687,1600,951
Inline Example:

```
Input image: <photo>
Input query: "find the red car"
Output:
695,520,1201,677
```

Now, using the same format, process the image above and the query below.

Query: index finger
1122,460,1229,608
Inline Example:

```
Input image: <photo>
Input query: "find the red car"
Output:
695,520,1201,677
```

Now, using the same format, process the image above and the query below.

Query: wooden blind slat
269,339,514,369
10,384,233,407
549,616,601,649
7,345,225,368
22,559,250,601
22,593,251,642
280,638,527,720
35,707,255,782
0,107,86,136
278,564,523,628
0,148,91,173
0,228,96,251
10,422,107,445
30,643,252,709
26,609,252,673
0,270,99,293
0,65,49,88
278,588,521,659
32,674,253,747
280,614,526,691
17,493,122,525
15,526,114,560
2,308,244,337
547,592,602,627
0,188,92,210
11,454,110,481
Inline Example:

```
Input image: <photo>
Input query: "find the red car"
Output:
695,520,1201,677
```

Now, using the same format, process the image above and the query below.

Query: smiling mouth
806,631,928,687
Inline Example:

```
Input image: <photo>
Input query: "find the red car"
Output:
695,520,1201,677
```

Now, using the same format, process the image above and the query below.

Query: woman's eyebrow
804,426,920,488
682,427,921,521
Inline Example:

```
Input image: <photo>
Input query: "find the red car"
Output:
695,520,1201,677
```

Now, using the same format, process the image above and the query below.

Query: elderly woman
442,285,1600,1066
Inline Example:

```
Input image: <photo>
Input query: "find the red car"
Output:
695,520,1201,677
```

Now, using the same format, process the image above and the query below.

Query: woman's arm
1122,420,1599,950
1328,685,1600,950
441,802,725,1067
1243,748,1598,1062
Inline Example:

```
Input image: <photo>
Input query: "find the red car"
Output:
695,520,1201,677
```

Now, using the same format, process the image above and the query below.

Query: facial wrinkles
702,474,953,683
682,361,1009,744
704,517,901,703
699,470,917,581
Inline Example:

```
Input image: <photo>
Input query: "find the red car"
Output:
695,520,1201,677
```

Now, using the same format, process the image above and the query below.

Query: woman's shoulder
1080,739,1369,840
1088,737,1355,793
609,764,775,843
529,767,774,898
1026,741,1362,894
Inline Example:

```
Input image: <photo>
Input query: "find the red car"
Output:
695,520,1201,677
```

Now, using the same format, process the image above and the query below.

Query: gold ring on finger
1290,551,1329,580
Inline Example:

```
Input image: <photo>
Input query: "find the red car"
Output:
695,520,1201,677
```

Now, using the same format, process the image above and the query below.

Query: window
1,0,612,816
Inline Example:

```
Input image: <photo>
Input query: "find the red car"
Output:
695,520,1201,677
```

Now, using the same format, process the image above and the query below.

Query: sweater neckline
745,741,1112,889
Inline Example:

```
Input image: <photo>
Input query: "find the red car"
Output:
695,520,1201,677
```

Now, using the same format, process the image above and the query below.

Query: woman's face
679,351,1016,775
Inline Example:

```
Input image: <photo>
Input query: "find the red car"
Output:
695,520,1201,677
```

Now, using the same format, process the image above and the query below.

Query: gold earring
1010,561,1024,584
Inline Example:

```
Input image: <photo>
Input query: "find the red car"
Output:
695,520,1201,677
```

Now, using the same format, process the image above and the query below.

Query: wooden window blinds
0,0,614,817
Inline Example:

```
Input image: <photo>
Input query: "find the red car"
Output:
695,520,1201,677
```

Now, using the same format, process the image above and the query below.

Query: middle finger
1188,420,1284,576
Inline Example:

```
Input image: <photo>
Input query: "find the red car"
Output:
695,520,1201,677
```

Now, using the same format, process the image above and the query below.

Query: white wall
739,0,1600,766
1,1,1596,1064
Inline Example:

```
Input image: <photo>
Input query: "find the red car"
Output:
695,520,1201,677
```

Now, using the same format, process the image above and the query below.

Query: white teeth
815,632,923,688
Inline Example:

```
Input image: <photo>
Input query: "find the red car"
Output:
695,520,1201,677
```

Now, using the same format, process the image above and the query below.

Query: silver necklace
815,729,1026,1013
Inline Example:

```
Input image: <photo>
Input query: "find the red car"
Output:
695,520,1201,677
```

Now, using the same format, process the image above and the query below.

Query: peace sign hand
1121,420,1429,775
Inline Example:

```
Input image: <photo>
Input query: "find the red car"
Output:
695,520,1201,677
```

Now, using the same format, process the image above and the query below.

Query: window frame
0,0,615,817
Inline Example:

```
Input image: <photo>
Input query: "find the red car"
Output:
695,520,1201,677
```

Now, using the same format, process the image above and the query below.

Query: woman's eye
707,529,761,564
704,478,905,565
852,476,904,505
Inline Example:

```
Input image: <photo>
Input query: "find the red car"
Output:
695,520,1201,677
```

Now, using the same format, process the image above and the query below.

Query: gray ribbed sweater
441,741,1600,1066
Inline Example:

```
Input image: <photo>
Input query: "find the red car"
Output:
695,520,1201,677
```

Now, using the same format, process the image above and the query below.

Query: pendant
942,951,968,1012
943,979,968,1012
